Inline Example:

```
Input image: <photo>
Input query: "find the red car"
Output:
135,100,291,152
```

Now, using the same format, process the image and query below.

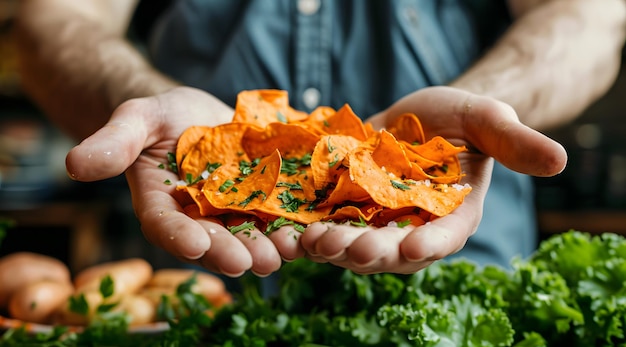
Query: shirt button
298,0,321,15
302,88,321,109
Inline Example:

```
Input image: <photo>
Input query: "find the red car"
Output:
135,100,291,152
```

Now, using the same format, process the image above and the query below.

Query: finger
136,190,213,260
180,204,253,276
345,227,411,268
232,228,282,277
311,224,373,260
400,151,492,263
462,94,567,177
300,222,330,257
66,100,153,182
197,222,253,277
268,226,306,262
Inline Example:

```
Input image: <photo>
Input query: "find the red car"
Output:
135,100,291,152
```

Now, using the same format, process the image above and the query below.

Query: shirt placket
395,0,459,85
293,0,332,112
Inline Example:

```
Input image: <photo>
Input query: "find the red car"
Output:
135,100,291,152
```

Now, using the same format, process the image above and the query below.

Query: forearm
451,0,626,131
14,0,179,140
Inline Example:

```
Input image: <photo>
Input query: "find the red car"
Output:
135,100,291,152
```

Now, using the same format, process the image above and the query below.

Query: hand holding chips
65,86,565,276
174,90,472,240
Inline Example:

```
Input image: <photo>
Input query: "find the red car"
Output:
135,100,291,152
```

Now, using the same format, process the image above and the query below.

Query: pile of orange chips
173,90,471,233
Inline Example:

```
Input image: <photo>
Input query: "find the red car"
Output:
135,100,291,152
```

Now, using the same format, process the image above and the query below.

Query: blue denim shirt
149,0,536,267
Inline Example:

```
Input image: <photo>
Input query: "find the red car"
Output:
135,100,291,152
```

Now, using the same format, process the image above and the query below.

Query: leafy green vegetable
204,230,626,346
2,230,626,346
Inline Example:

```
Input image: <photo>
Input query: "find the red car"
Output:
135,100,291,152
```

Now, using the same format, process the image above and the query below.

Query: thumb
465,95,568,177
66,101,151,182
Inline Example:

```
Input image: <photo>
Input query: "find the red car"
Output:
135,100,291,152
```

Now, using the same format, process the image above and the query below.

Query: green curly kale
2,230,625,346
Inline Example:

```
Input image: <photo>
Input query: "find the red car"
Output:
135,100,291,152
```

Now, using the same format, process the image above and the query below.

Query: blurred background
0,1,625,273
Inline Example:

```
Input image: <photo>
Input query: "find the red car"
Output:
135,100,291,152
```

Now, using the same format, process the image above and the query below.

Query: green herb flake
277,111,287,123
228,221,256,234
219,179,235,192
164,179,172,185
265,216,304,235
185,172,202,186
276,181,303,190
239,159,259,176
300,153,312,166
350,216,368,227
327,137,336,153
238,190,267,207
391,180,411,191
328,154,340,168
396,219,412,228
206,161,222,174
277,190,307,213
166,152,178,174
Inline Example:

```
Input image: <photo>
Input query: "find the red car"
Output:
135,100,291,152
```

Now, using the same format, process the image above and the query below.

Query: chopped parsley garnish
276,181,303,190
277,190,307,213
328,154,340,168
185,172,203,186
239,190,267,207
277,111,287,123
166,152,178,174
350,216,368,227
301,153,312,166
323,120,330,127
219,179,235,192
327,137,336,153
265,217,305,235
164,179,172,185
440,164,449,173
281,154,311,176
206,161,222,174
228,221,256,234
396,219,412,228
391,180,411,191
239,158,260,176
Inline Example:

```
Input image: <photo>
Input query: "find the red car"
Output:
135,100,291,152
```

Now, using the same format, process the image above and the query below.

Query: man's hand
298,86,567,274
65,87,286,277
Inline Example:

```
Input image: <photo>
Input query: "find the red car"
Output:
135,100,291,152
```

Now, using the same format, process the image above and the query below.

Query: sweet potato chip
256,156,333,225
318,169,369,207
348,147,471,216
323,204,382,224
242,122,319,159
311,134,363,190
322,104,369,141
203,149,282,211
371,130,412,179
179,123,250,183
372,207,429,227
386,113,425,145
298,106,337,135
232,90,308,127
173,89,472,231
176,125,211,167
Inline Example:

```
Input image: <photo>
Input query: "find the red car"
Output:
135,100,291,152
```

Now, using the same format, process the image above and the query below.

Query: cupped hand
65,87,283,277
300,86,567,274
